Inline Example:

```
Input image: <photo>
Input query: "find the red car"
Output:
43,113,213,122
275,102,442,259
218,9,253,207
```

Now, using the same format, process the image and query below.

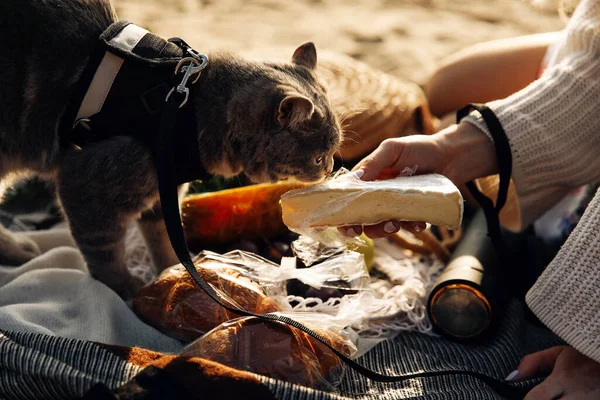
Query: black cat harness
60,21,212,184
59,21,525,397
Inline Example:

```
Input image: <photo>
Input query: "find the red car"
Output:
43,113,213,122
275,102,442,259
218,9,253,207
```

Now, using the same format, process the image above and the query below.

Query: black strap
154,96,527,398
457,104,513,265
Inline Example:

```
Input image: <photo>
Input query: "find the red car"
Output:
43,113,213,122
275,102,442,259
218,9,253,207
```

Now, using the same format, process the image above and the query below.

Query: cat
0,0,342,299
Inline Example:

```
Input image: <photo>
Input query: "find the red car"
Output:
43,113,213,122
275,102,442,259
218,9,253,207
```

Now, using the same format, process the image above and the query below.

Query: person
343,0,600,398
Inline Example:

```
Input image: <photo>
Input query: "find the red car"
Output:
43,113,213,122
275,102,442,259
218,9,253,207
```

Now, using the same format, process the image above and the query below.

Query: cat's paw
0,234,42,266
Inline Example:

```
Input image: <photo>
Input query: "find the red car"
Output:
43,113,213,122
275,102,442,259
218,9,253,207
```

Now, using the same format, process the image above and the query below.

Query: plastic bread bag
279,167,463,247
180,312,358,391
190,249,288,296
131,256,284,342
132,249,370,341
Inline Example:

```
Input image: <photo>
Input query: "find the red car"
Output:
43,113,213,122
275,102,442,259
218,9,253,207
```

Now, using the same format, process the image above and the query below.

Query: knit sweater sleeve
525,188,600,363
463,0,600,231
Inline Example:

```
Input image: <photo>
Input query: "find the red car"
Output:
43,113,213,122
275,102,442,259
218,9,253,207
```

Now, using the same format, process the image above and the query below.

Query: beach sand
0,1,566,200
113,0,565,86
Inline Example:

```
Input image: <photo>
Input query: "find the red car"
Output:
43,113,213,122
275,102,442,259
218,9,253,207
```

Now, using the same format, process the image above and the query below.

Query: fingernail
354,169,365,179
413,223,425,233
383,221,398,233
346,228,359,237
504,370,518,381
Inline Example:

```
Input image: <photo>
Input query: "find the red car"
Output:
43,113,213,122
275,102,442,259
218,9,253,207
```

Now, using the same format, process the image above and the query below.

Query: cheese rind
280,173,464,231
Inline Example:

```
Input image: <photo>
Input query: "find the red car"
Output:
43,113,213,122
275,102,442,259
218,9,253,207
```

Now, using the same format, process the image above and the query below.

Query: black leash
154,58,527,397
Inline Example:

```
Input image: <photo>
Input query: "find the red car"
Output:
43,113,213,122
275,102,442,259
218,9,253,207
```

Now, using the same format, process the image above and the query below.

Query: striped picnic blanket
0,299,563,400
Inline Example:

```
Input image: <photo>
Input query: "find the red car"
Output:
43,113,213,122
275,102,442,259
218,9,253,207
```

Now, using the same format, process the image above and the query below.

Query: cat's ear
292,42,317,70
277,94,315,129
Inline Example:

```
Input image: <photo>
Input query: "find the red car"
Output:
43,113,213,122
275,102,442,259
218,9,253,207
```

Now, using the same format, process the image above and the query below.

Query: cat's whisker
337,110,353,124
341,129,361,145
342,128,359,136
338,108,366,126
343,138,360,145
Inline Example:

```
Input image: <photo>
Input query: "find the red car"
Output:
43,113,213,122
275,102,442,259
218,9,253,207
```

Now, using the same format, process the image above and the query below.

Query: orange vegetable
182,181,308,248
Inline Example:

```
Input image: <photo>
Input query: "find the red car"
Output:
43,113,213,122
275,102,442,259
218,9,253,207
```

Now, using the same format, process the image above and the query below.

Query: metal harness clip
165,47,209,108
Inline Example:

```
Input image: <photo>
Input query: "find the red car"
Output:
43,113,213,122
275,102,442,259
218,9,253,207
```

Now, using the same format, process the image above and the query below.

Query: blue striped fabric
259,301,563,400
0,300,563,399
0,330,140,400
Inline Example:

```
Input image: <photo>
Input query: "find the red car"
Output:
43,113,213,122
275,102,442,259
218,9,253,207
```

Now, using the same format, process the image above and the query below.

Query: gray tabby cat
0,0,341,298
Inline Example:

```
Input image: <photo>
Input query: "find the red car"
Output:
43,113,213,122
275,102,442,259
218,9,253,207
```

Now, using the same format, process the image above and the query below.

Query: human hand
339,122,498,239
339,133,445,238
506,346,600,400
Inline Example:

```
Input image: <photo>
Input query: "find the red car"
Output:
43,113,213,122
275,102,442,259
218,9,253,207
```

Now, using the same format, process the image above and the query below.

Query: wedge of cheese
280,173,463,231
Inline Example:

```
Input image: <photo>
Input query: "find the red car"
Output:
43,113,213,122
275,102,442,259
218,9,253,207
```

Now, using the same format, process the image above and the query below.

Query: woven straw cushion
316,52,436,161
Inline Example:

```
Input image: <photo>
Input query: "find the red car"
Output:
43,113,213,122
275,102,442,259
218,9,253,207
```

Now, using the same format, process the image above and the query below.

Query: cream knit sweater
464,0,600,363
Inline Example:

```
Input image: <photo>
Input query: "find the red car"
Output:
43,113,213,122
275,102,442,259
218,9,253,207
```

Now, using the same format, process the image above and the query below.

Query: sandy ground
113,0,565,85
0,1,568,200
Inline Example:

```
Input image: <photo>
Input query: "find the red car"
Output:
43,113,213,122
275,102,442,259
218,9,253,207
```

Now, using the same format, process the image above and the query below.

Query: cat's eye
315,156,324,165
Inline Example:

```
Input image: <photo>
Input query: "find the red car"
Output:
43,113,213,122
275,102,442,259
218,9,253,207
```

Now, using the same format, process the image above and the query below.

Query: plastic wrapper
291,234,375,270
291,235,346,267
194,249,370,299
180,313,357,391
132,249,369,342
280,237,450,350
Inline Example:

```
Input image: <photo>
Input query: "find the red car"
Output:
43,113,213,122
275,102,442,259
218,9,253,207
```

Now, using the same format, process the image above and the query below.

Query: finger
508,346,565,382
362,221,401,238
374,168,401,181
523,379,564,400
360,221,427,239
352,140,403,181
338,225,363,238
400,221,426,234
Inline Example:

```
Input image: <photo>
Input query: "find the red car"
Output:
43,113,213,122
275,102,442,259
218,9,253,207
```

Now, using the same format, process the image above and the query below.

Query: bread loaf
281,173,463,231
132,261,282,342
182,181,307,248
181,317,354,388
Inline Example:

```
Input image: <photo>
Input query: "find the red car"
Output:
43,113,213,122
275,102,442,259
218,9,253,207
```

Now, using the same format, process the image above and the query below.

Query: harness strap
60,21,212,184
59,45,106,147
